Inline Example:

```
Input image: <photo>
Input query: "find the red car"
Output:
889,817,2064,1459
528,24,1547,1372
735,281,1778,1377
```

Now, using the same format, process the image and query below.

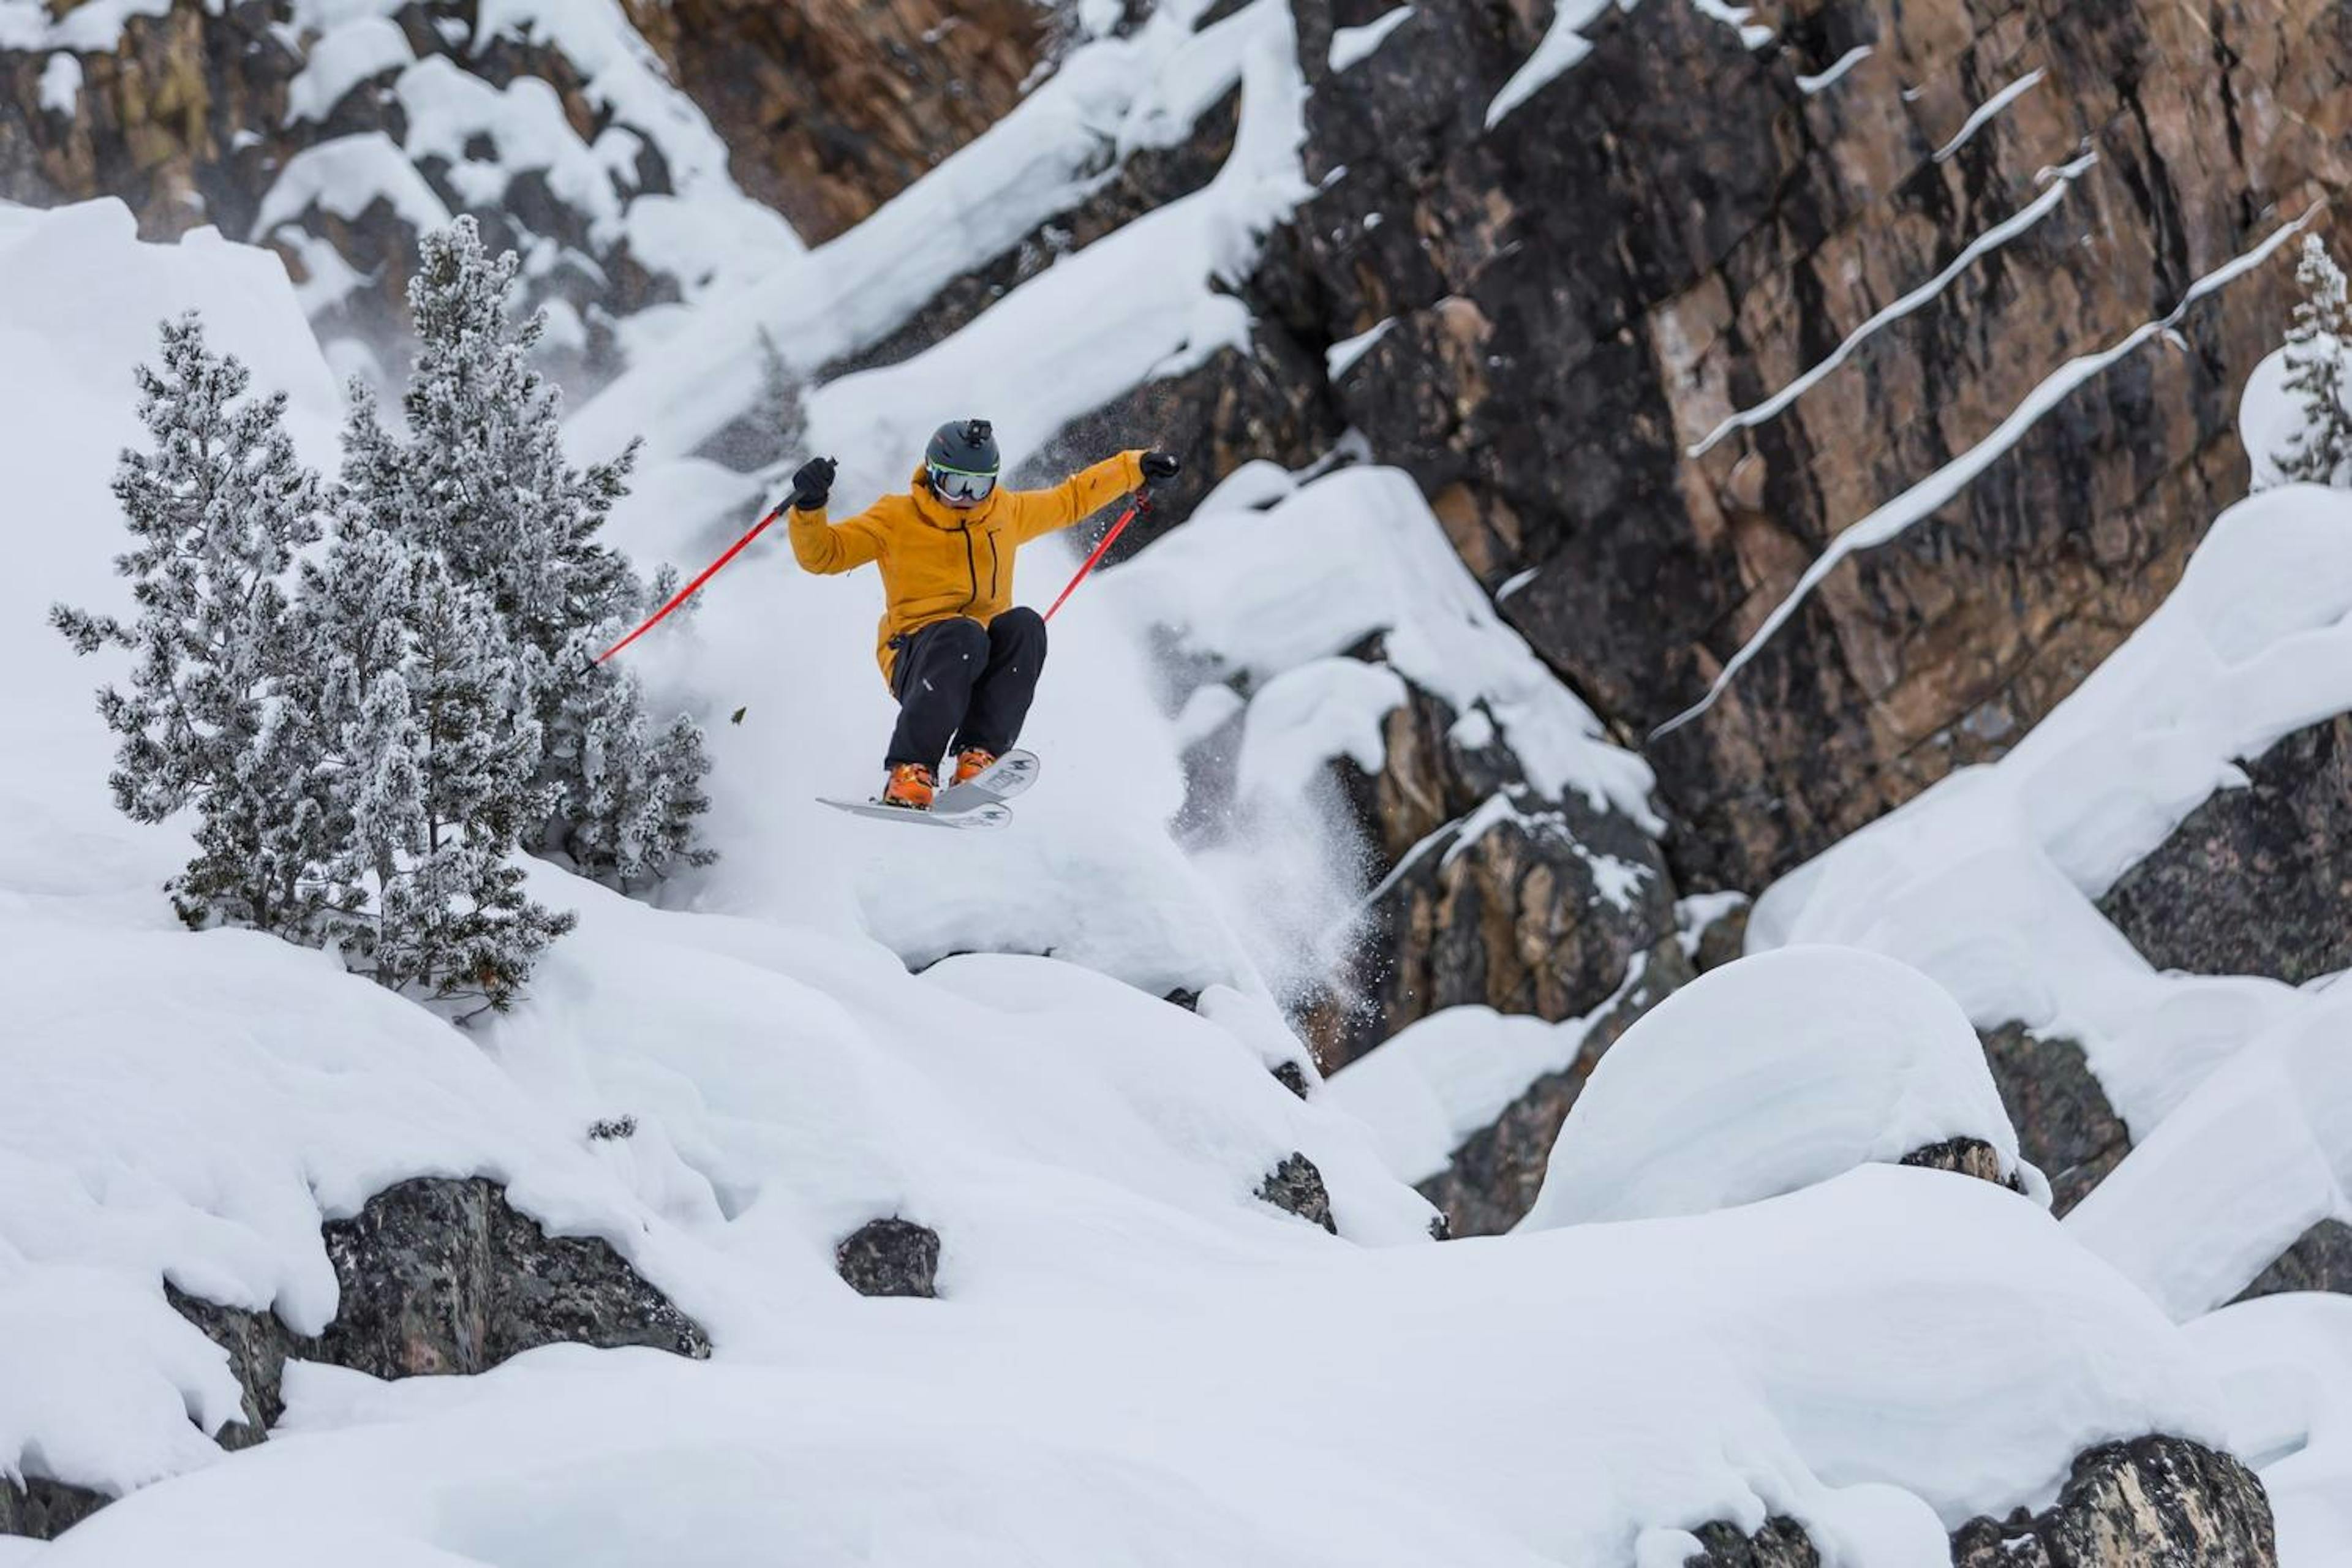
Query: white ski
816,749,1038,830
818,797,1012,830
933,749,1039,815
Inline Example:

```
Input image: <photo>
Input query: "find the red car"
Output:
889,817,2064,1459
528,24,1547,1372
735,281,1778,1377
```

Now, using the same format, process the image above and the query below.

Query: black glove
1140,450,1181,482
787,456,836,511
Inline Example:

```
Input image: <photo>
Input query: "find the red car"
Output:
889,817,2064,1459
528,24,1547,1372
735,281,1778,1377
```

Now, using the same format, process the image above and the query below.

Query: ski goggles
931,464,999,503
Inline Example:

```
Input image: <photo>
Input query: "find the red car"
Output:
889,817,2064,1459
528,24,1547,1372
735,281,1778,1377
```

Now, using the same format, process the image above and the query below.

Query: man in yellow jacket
786,418,1179,810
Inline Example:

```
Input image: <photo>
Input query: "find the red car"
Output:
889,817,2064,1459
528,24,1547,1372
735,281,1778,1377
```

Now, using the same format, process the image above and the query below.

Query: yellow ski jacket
788,451,1148,685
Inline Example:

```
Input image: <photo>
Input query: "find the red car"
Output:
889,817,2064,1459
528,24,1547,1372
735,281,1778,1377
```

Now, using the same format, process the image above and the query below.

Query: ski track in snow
1655,203,2320,739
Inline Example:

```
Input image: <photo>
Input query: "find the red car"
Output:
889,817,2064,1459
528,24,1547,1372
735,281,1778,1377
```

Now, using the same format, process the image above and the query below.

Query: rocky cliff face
1269,0,2346,898
621,0,1050,246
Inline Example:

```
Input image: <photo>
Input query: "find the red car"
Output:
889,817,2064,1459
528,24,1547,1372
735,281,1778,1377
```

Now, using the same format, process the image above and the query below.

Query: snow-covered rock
1521,947,2043,1231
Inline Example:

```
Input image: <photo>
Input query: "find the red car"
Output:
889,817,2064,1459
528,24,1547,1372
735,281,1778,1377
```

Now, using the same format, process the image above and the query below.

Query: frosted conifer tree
300,522,573,1016
2276,233,2352,488
50,315,329,935
552,658,718,892
347,216,715,886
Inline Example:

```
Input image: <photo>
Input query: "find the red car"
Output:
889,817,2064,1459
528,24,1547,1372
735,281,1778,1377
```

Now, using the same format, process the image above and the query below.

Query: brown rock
1950,1435,2277,1567
1265,0,2351,891
623,0,1049,246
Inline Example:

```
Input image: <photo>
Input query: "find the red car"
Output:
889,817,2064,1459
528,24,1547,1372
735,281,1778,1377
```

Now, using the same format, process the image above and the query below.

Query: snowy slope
0,179,2285,1567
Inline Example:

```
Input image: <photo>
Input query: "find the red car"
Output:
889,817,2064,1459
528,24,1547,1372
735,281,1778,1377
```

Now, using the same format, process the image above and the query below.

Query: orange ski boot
952,748,998,787
882,762,937,810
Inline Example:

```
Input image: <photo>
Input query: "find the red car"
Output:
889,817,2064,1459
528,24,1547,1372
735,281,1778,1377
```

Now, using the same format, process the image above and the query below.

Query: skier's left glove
1140,450,1181,482
786,456,836,512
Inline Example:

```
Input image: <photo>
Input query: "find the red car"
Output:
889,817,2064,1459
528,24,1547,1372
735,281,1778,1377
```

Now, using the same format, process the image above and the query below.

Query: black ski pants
885,609,1048,771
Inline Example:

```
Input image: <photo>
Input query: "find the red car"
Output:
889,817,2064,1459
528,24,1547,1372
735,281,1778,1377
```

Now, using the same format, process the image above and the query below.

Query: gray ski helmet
925,418,1000,503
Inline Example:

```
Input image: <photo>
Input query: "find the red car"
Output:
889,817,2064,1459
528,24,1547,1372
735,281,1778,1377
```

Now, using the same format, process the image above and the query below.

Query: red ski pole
597,502,786,664
1042,489,1150,622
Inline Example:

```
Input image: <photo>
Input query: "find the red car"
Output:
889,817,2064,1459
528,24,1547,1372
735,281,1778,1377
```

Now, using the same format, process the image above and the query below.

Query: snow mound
1522,948,2041,1231
1751,483,2352,1318
2067,983,2352,1320
33,1170,2228,1568
1105,462,1657,826
2189,1292,2352,1565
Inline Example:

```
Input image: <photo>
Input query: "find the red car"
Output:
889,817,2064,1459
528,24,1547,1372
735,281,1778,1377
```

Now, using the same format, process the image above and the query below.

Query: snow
0,0,169,52
26,1170,2235,1567
1329,6,1414,73
253,132,454,238
2190,1294,2352,1564
1233,657,1406,805
1931,69,2046,163
1795,45,1873,96
1656,202,2321,737
1106,464,1660,828
1752,481,2352,1319
1485,0,1619,130
282,16,411,125
1689,0,1774,50
1325,954,1657,1184
1325,315,1394,379
1689,154,2097,458
36,53,79,116
1522,948,2043,1230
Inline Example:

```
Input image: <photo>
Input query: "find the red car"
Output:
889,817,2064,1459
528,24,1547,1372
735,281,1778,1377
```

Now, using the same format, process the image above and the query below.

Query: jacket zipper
959,522,980,614
987,532,1001,601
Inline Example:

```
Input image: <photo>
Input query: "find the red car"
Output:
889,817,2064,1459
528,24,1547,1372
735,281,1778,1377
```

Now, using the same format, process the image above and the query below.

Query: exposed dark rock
1272,1060,1313,1100
165,1281,303,1446
587,1114,638,1141
1898,1136,2024,1193
2232,1218,2352,1303
0,1476,108,1541
1417,937,1697,1238
2098,715,2352,986
1686,899,1751,974
1164,988,1202,1012
835,1218,943,1298
1949,1435,2276,1567
315,1177,709,1377
1684,1515,1821,1567
1315,782,1679,1071
1980,1023,2132,1216
1256,1152,1337,1234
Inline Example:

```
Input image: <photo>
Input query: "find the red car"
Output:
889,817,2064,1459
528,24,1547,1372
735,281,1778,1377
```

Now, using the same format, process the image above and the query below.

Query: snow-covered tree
2275,233,2352,488
50,315,330,936
345,216,715,887
549,658,718,892
299,522,573,1016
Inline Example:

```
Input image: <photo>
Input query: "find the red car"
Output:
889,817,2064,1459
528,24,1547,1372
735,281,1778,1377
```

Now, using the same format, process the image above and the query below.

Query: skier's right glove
1140,450,1182,482
788,456,836,511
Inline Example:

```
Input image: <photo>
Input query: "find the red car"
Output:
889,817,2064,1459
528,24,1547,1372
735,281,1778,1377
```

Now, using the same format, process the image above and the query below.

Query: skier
784,419,1180,810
